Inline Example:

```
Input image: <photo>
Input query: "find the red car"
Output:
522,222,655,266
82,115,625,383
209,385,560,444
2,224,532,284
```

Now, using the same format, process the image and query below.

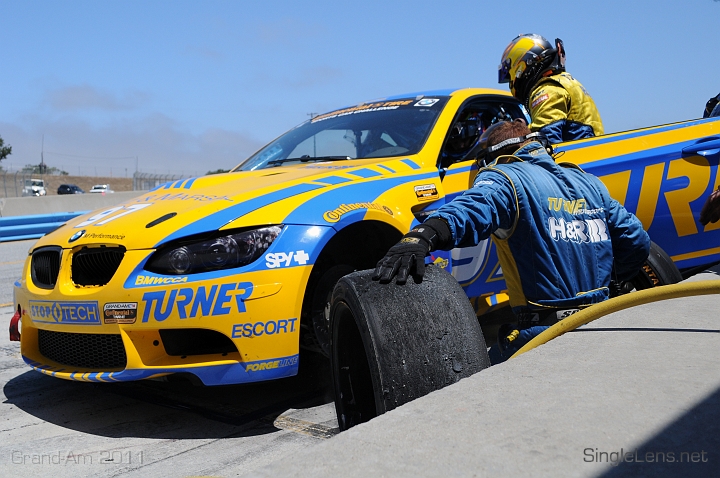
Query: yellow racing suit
528,72,604,144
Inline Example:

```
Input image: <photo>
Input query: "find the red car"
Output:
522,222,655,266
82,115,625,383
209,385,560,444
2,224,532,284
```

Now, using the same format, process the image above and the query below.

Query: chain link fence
1,172,50,198
0,171,195,198
132,172,193,192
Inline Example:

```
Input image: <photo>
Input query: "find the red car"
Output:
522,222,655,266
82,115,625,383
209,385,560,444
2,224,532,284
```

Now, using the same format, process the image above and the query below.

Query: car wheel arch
299,220,403,355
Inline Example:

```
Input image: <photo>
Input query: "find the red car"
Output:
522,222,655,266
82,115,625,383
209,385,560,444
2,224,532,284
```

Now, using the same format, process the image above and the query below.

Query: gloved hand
372,235,430,284
700,185,720,225
372,218,452,285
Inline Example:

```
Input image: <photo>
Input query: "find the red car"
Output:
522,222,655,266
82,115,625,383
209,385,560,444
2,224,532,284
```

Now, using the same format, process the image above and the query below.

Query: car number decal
75,203,153,228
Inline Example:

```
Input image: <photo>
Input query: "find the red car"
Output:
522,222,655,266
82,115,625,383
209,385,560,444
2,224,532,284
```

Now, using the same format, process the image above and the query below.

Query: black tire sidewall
330,266,490,430
311,264,356,356
633,241,683,289
330,278,385,430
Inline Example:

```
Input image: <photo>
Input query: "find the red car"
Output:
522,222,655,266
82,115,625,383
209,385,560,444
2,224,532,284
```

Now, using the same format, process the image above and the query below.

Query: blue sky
1,0,718,177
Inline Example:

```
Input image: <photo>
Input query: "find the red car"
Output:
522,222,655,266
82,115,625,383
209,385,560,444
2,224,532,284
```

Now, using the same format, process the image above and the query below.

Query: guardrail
0,212,88,242
0,191,148,243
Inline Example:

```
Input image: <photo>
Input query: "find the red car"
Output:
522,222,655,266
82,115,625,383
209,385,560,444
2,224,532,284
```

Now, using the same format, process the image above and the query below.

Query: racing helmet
444,112,483,161
498,34,565,106
475,118,549,166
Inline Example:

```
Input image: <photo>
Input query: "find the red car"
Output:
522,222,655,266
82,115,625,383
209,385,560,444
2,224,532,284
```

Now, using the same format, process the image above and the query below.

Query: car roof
377,87,511,101
328,87,514,111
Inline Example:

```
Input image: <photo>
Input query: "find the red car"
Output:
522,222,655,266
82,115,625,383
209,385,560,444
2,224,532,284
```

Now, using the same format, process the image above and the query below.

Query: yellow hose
510,279,720,359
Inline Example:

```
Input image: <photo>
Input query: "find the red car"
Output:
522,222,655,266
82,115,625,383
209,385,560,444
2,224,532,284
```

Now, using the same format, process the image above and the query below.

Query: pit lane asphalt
3,238,718,477
253,264,720,478
0,239,339,478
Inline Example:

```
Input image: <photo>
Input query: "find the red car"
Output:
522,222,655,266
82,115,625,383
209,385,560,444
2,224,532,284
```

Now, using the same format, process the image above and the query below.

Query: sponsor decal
475,179,495,186
531,93,549,108
29,300,101,325
548,217,609,244
414,184,439,201
231,318,298,338
432,255,449,269
323,203,393,223
84,233,126,240
245,356,299,372
134,193,234,203
414,98,439,107
312,100,414,123
557,309,580,320
141,281,253,322
547,197,588,215
265,250,310,269
302,164,355,170
104,302,138,324
641,263,660,286
135,275,189,286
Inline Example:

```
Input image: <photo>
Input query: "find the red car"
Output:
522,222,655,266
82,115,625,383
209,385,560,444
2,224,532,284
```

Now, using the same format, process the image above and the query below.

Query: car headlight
146,226,282,275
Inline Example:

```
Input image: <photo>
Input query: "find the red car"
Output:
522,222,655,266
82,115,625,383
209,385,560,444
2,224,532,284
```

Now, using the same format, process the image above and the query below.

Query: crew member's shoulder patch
531,93,549,108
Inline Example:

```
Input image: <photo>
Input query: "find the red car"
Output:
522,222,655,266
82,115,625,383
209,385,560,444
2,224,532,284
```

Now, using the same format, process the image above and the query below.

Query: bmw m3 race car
11,87,720,386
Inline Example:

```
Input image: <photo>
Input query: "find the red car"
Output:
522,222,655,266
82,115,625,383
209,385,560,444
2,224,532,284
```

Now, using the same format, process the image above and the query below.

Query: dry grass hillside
41,176,134,195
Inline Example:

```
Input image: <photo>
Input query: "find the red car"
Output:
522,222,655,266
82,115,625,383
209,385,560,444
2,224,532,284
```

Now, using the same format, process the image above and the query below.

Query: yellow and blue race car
10,87,720,385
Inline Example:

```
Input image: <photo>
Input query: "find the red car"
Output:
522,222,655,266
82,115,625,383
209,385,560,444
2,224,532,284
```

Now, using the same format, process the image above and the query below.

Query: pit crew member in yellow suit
498,33,604,144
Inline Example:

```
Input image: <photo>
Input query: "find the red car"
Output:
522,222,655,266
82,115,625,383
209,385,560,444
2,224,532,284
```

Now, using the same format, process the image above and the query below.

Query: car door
430,96,529,314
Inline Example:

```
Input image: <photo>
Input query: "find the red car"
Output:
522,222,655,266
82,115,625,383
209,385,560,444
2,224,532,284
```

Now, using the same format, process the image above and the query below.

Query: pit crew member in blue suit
374,119,650,362
498,34,604,144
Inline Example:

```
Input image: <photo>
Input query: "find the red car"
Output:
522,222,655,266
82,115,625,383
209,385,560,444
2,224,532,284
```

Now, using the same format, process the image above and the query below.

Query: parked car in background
89,184,113,194
57,184,85,195
21,178,47,197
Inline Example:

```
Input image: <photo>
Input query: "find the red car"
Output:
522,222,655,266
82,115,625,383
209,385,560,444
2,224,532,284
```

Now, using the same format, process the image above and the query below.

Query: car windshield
234,96,450,171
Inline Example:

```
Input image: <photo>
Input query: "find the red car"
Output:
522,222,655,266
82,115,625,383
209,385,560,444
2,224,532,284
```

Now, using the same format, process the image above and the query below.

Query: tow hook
9,309,21,341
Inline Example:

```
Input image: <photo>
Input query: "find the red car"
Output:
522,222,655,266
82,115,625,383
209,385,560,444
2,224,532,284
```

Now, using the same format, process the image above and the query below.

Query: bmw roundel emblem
69,229,86,243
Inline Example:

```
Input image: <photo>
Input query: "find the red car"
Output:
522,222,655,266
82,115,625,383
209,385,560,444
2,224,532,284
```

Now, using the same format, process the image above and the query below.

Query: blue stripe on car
24,354,300,386
283,172,438,226
313,175,352,185
555,118,716,153
376,164,396,174
157,183,326,246
347,168,383,179
401,159,421,170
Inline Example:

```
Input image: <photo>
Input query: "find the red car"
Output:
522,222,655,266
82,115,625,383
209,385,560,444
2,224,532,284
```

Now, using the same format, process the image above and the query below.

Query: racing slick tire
632,241,683,290
310,264,356,356
329,265,490,431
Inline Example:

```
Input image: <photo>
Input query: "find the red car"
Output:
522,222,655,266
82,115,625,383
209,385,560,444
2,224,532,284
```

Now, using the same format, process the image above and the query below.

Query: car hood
38,157,431,250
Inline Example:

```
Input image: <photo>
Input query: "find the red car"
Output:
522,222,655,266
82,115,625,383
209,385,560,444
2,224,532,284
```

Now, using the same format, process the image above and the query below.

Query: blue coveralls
428,141,650,361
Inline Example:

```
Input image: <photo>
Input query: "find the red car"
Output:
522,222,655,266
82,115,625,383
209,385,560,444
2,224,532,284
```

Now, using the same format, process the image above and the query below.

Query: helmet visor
498,58,511,84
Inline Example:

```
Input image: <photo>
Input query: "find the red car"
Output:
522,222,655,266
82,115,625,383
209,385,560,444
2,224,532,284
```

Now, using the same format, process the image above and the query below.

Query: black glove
373,235,430,284
373,218,452,285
